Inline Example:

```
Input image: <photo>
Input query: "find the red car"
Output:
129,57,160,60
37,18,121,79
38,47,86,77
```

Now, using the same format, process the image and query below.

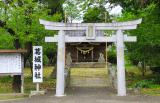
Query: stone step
70,77,109,87
69,68,109,87
71,62,107,68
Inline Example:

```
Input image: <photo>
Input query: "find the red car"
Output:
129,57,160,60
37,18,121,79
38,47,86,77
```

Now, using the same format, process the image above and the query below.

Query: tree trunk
142,61,146,76
24,42,33,74
12,75,21,93
12,38,22,92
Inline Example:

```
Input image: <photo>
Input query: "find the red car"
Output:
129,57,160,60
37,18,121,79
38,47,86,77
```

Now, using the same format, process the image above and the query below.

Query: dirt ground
1,87,160,103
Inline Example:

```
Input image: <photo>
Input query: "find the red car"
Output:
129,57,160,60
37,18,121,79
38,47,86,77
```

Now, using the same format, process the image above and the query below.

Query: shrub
151,75,160,84
43,55,49,66
133,80,153,88
150,66,160,74
108,45,117,64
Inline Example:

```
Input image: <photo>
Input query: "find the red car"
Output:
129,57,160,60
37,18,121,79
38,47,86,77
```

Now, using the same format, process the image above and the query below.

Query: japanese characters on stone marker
33,46,43,83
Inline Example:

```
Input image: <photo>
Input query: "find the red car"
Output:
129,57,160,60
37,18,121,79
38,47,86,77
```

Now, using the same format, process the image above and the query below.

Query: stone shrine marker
40,19,142,96
33,46,43,83
31,46,45,96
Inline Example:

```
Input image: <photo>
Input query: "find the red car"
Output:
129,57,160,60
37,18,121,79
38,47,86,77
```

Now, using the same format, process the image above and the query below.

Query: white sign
0,54,22,74
33,46,43,83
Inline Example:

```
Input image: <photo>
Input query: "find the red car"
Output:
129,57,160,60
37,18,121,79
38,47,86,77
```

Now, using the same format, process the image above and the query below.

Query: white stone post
55,30,65,97
116,30,126,96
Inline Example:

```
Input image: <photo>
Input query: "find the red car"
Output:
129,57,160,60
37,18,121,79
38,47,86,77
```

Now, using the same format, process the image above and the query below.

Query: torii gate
40,19,142,97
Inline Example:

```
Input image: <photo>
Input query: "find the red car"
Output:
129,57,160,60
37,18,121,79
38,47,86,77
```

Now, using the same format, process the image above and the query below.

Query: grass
0,66,56,94
0,65,160,97
24,66,56,93
0,76,14,93
125,65,160,96
0,94,28,100
141,87,160,96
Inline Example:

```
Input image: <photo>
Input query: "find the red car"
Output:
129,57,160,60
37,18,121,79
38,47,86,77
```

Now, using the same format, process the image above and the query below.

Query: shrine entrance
76,43,94,62
40,19,142,97
66,42,106,63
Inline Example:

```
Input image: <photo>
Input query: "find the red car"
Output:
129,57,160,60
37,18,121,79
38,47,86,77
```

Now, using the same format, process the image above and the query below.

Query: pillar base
30,90,46,97
117,93,127,96
55,94,66,97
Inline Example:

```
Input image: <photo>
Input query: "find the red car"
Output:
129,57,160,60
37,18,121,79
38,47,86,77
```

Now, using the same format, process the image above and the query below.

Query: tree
63,0,81,23
115,3,160,75
83,6,111,23
80,0,108,11
108,0,160,12
0,0,63,92
0,0,63,65
36,0,64,15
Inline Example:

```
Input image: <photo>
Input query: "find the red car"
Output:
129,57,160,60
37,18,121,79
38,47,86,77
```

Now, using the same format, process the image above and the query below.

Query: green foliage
108,45,116,64
151,75,160,84
0,0,44,47
134,80,152,88
116,3,160,67
0,76,12,83
63,0,80,23
44,0,64,15
79,0,107,11
43,55,49,65
0,0,63,66
83,6,110,23
4,0,49,45
109,0,160,13
0,28,14,49
133,76,160,89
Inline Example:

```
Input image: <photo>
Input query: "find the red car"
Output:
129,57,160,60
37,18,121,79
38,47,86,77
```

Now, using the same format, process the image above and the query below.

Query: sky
109,5,122,15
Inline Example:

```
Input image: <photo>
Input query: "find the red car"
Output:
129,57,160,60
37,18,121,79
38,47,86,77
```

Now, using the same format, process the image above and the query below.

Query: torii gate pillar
55,30,65,96
116,30,126,96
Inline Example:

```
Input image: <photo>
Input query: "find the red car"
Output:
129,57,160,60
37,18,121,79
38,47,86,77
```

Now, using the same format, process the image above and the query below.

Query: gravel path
1,87,160,103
